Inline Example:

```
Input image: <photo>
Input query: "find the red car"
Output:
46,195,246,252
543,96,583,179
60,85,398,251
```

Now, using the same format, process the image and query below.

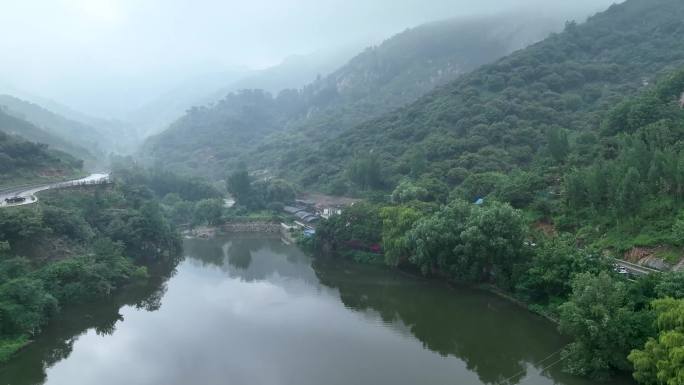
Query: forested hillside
308,65,684,383
128,48,360,138
0,105,97,170
558,67,684,253
0,112,83,185
142,14,562,178
276,0,684,193
0,95,107,153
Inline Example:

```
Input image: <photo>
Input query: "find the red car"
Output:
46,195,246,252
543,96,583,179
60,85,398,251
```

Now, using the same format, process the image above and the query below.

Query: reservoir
0,234,634,385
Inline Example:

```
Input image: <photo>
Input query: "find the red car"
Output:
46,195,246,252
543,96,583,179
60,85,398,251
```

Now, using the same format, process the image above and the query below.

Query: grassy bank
0,336,29,363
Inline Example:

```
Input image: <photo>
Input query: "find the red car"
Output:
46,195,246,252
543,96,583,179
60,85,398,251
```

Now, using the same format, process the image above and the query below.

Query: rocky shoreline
183,221,281,239
221,222,281,233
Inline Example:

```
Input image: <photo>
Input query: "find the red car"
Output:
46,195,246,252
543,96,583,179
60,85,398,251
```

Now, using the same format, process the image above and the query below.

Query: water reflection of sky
43,267,477,383
21,235,633,385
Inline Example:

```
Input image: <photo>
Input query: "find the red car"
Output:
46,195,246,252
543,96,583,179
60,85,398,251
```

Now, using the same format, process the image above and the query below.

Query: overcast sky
0,0,621,118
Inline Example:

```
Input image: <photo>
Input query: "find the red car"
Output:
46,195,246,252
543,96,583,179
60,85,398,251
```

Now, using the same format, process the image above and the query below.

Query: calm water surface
0,234,635,385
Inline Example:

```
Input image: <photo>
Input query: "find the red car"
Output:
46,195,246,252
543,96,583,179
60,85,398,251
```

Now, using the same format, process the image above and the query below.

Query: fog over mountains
0,0,619,125
7,2,684,384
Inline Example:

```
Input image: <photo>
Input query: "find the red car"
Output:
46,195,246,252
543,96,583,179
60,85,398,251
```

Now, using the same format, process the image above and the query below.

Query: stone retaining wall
221,222,281,233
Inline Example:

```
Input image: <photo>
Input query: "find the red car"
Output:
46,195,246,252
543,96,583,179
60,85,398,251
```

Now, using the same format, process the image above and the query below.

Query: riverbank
317,241,563,324
201,224,554,317
2,234,618,385
480,284,560,324
0,177,182,366
182,220,625,377
0,337,30,364
222,222,280,233
183,221,281,239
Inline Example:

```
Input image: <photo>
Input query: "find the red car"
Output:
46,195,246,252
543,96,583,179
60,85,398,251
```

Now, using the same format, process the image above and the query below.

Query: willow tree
629,298,684,385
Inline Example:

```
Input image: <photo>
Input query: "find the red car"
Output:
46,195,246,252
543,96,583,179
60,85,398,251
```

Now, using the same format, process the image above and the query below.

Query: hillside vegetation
279,0,684,194
0,109,92,170
310,66,684,382
92,1,684,383
142,14,562,178
229,0,684,381
559,68,684,253
0,114,83,186
128,48,361,139
0,100,100,168
0,95,106,153
0,169,190,362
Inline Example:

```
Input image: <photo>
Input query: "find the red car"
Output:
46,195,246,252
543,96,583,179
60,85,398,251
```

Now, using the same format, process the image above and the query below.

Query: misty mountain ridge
0,95,106,151
0,85,142,156
142,13,566,179
0,108,85,183
0,101,100,168
214,45,367,99
0,47,359,153
278,0,684,192
0,94,146,168
127,46,363,139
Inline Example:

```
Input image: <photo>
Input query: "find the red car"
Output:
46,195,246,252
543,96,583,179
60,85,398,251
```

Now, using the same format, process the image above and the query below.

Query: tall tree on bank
227,165,251,206
559,272,654,378
629,298,684,385
347,152,383,190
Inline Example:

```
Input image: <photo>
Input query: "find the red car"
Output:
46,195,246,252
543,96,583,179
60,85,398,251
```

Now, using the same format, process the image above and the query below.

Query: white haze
0,0,622,120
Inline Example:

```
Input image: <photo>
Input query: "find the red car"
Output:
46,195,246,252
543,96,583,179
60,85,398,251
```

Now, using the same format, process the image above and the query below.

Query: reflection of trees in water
0,257,180,385
312,257,572,385
185,235,265,270
94,313,123,336
185,235,316,284
184,238,225,267
226,241,253,270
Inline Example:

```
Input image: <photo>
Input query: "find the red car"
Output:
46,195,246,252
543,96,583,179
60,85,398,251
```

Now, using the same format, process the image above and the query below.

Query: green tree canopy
629,298,684,385
559,272,654,378
227,166,252,206
193,199,225,226
380,205,424,266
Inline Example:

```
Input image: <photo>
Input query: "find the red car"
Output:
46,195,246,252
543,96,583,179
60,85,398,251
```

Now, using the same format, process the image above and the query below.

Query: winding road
0,173,110,208
613,258,661,276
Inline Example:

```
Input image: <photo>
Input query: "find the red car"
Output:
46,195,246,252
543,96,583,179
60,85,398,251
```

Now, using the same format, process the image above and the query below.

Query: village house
283,206,306,215
295,210,319,224
320,207,342,219
282,196,357,236
283,206,318,221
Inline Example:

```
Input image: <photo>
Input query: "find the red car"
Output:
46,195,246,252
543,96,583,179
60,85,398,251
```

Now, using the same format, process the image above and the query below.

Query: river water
0,234,635,385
